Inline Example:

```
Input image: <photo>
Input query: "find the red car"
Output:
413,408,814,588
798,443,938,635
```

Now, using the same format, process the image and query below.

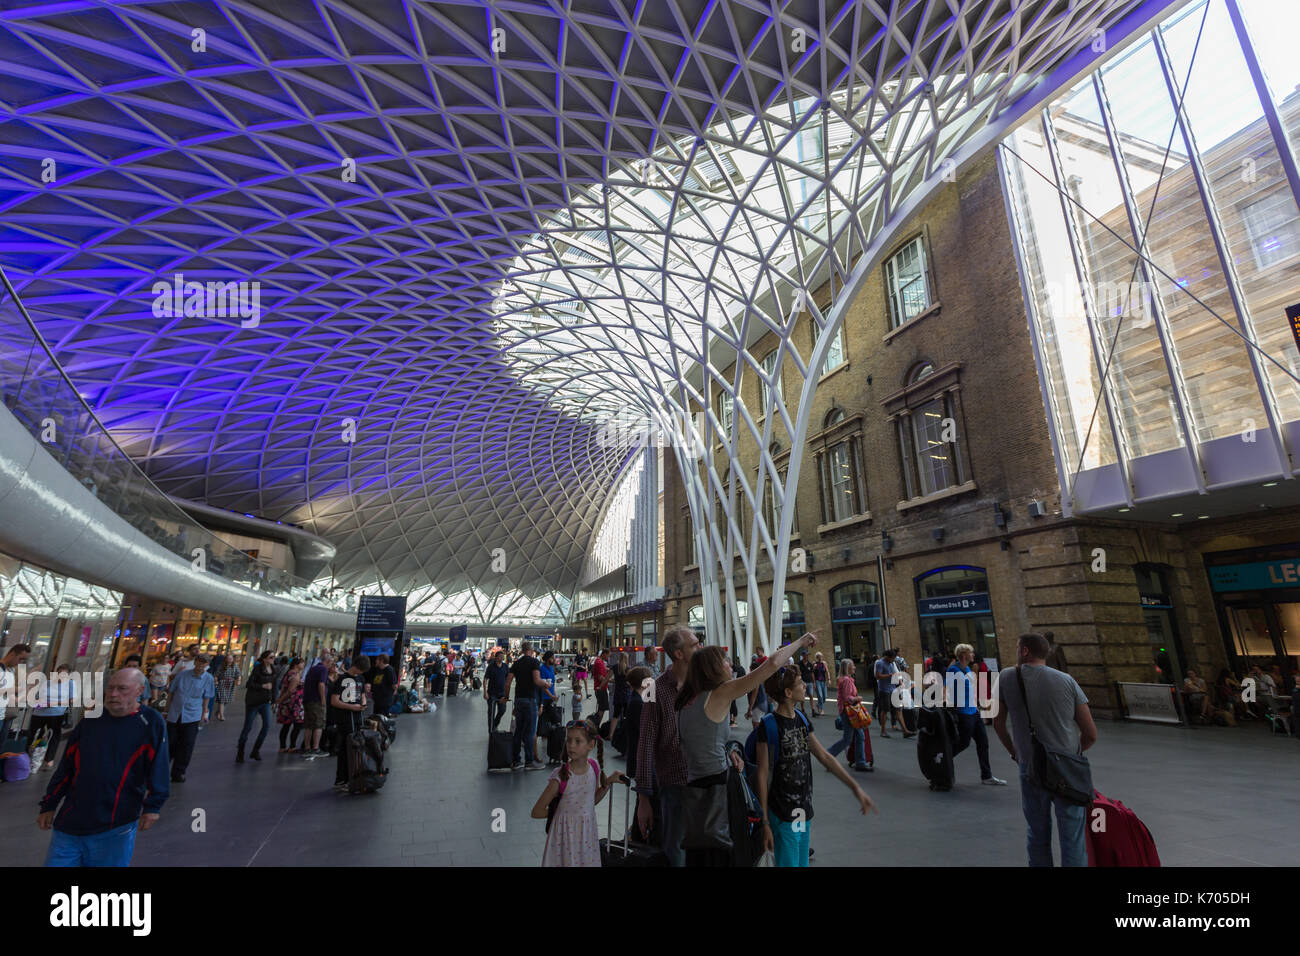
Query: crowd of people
1182,662,1298,731
7,628,1297,870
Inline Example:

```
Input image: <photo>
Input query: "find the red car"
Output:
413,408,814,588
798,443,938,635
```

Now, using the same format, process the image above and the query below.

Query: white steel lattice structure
0,0,1185,636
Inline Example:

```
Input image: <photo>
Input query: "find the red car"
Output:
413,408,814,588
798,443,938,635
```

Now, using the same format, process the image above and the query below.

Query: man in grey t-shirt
993,632,1097,867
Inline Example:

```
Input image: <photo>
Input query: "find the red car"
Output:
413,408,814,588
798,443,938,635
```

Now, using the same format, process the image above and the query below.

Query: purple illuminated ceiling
0,0,1166,618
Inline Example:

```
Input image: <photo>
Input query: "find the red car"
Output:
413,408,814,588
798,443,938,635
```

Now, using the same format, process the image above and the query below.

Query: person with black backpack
329,655,369,791
752,666,876,866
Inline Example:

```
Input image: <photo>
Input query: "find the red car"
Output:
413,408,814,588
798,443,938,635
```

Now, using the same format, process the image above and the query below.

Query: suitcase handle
604,771,632,852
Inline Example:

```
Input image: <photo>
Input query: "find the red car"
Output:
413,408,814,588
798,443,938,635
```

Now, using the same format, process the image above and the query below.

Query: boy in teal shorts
755,667,877,866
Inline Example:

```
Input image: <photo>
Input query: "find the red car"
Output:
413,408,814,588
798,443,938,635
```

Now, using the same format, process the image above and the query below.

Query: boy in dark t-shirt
755,667,877,867
329,656,369,789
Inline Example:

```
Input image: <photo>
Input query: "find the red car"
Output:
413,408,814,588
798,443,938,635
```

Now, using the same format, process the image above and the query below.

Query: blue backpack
742,710,811,790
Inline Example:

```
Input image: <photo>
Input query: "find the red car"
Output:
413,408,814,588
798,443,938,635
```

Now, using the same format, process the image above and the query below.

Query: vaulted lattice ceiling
0,0,1168,624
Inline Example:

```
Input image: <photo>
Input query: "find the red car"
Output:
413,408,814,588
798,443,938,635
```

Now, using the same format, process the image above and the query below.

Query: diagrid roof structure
0,0,1176,627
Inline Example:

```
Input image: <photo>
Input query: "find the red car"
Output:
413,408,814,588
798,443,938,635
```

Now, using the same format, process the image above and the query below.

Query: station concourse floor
1,682,1294,867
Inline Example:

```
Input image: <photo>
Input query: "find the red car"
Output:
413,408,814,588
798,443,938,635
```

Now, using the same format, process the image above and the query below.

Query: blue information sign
916,592,991,618
1209,559,1300,592
831,603,881,623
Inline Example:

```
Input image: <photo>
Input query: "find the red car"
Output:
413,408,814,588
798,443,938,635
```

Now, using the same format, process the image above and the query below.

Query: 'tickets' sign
1288,304,1300,356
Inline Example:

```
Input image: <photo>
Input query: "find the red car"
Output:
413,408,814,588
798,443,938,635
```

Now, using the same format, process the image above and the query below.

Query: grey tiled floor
2,683,1295,866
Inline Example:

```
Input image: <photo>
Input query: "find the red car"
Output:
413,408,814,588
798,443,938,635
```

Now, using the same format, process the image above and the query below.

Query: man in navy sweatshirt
37,668,170,867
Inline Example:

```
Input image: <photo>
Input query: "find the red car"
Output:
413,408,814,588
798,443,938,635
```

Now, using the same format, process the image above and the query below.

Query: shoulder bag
845,701,872,729
682,769,733,850
1016,666,1092,805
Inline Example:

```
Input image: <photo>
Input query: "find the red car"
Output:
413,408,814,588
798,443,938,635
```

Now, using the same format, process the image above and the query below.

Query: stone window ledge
815,512,873,535
896,479,977,512
883,301,942,344
817,361,850,385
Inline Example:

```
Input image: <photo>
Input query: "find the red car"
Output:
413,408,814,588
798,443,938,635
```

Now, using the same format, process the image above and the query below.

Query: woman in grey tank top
673,633,819,866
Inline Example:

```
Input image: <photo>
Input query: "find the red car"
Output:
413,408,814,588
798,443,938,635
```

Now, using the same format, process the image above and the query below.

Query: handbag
1016,666,1093,806
681,770,733,850
845,702,872,729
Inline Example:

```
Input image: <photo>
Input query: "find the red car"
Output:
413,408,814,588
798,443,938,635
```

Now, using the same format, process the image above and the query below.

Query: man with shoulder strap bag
993,633,1098,867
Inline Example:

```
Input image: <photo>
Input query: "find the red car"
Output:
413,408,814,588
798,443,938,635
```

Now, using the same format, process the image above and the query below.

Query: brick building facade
660,148,1297,720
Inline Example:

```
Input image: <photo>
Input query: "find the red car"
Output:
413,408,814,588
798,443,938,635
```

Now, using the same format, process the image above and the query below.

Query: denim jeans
512,698,539,765
658,784,686,868
489,696,507,730
1019,768,1087,866
827,712,866,766
952,711,992,779
45,822,138,867
238,701,272,751
815,680,828,709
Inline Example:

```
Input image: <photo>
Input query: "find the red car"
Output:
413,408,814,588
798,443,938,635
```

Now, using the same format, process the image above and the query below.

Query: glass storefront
0,554,120,682
915,566,998,664
830,581,882,667
1206,547,1300,673
0,551,348,688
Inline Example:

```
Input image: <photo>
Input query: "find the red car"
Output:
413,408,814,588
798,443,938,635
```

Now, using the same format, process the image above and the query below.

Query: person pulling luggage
329,655,369,791
946,644,1006,786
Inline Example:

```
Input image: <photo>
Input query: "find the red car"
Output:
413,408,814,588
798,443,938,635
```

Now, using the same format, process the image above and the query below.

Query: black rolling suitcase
487,705,514,773
544,692,566,763
600,777,667,867
447,672,459,696
346,727,388,794
916,706,957,791
546,726,566,762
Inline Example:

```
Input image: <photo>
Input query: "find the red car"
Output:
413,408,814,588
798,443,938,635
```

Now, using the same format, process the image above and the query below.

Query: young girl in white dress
531,718,624,866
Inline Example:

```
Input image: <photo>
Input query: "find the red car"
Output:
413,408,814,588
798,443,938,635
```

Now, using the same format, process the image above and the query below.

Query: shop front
143,621,174,669
830,581,882,667
914,566,998,665
1204,547,1300,674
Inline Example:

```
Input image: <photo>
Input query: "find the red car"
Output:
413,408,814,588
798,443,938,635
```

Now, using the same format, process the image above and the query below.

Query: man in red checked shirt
634,625,701,867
